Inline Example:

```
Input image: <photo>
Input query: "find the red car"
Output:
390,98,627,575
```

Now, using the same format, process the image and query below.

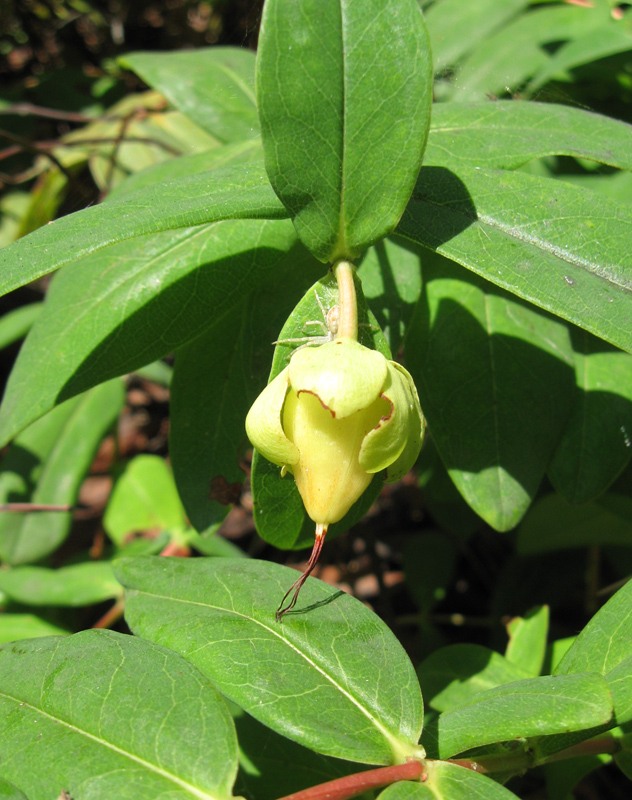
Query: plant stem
274,759,425,800
333,260,358,341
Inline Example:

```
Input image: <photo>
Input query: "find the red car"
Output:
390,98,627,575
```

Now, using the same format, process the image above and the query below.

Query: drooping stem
276,524,327,621
333,260,358,341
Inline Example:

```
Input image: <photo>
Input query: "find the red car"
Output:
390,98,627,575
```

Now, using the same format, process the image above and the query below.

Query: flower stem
334,260,358,341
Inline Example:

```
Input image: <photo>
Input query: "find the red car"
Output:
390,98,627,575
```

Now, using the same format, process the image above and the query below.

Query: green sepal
384,363,425,483
245,366,299,467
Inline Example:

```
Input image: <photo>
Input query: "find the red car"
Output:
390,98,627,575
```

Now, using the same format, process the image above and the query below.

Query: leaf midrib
131,587,408,758
0,689,221,800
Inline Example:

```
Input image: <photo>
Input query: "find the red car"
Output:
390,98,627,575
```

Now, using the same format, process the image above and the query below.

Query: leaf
0,777,28,800
417,644,531,713
505,606,549,677
0,614,68,644
121,47,259,142
424,0,529,74
0,304,41,350
249,271,391,549
555,577,632,676
378,760,521,800
116,556,424,766
402,532,456,614
0,380,125,565
0,562,121,607
516,493,632,554
170,240,322,534
358,236,423,356
0,218,297,447
405,256,574,531
527,20,632,96
0,162,288,299
548,329,632,503
544,755,611,800
0,630,238,800
256,0,432,261
432,673,613,759
397,164,632,356
606,655,632,726
104,455,187,545
426,101,632,171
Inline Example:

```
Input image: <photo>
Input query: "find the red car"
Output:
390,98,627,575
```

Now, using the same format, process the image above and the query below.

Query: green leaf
548,329,632,503
104,455,186,545
505,606,549,677
402,532,456,614
121,47,259,142
417,644,531,712
405,256,574,531
358,236,423,356
378,760,520,800
250,271,391,549
233,709,362,800
545,755,611,800
0,162,287,299
425,0,529,74
0,218,297,446
555,577,632,676
0,630,238,800
426,101,632,171
170,240,322,534
0,380,125,564
527,20,632,95
0,562,121,606
397,165,632,356
433,673,613,759
446,4,608,101
116,556,424,766
256,0,432,262
0,304,41,350
516,493,632,554
606,655,632,726
0,614,68,644
0,777,28,800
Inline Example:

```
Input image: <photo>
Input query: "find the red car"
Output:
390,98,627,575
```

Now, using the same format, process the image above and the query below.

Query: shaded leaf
378,760,520,800
0,614,68,644
0,562,121,607
0,304,41,350
0,630,238,800
257,0,432,261
116,556,424,766
505,606,549,677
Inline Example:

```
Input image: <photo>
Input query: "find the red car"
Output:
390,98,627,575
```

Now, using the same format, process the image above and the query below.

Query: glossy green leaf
256,0,432,262
104,455,186,545
116,556,424,766
517,493,632,554
397,164,632,356
548,329,632,503
405,257,574,531
433,673,613,759
425,0,529,74
121,47,259,142
250,271,391,549
0,614,68,644
0,562,121,606
0,304,41,350
555,577,632,676
426,101,632,171
0,162,287,299
358,237,423,356
0,218,297,447
447,4,608,101
0,630,238,800
170,240,321,534
417,644,531,712
505,606,549,677
527,20,632,95
378,760,520,800
0,380,124,565
606,655,632,726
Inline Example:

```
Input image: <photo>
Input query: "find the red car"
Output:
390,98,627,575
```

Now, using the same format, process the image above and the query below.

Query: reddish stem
276,525,327,621
275,760,425,800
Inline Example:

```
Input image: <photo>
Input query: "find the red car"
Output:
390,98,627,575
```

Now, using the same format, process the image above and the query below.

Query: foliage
0,1,631,799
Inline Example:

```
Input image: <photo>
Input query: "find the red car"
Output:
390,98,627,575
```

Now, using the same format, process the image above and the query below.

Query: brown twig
1,103,97,123
274,760,425,800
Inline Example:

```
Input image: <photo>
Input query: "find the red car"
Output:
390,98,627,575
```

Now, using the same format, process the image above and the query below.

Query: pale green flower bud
245,338,425,527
